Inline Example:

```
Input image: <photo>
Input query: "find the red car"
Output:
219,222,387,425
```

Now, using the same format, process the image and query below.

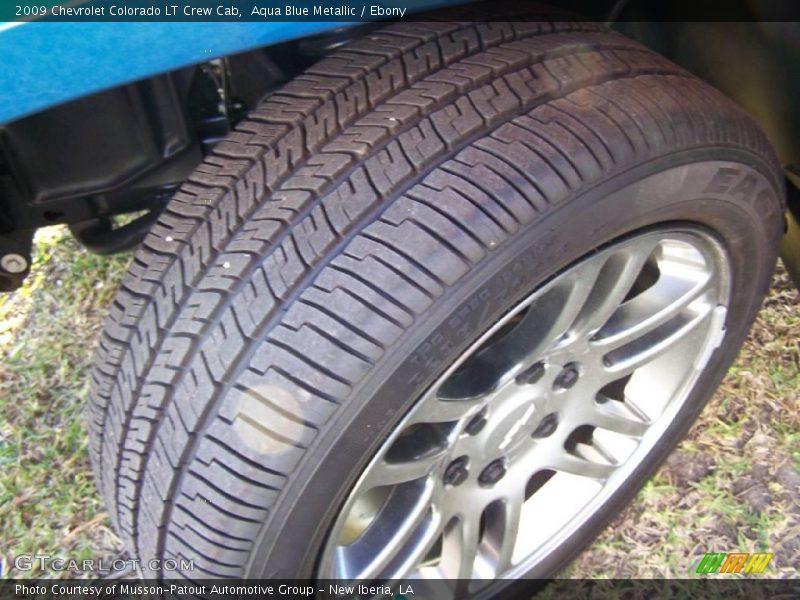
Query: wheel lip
316,225,732,583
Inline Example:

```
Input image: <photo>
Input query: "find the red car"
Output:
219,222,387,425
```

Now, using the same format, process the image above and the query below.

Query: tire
88,20,784,587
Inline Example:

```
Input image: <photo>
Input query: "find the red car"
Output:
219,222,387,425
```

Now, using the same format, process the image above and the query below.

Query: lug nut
443,456,469,487
553,363,581,390
1,253,28,274
478,458,506,487
464,408,487,435
516,361,546,385
532,412,559,438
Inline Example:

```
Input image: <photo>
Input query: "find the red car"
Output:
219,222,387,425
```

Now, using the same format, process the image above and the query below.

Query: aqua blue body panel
0,0,468,124
0,21,352,124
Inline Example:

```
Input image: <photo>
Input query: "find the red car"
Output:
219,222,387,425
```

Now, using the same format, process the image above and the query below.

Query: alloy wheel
318,228,730,590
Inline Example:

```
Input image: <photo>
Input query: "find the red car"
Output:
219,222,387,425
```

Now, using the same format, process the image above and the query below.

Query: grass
567,264,800,579
0,227,130,579
0,225,798,579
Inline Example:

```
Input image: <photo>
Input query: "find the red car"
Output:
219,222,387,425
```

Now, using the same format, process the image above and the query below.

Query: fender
0,0,464,124
0,21,345,123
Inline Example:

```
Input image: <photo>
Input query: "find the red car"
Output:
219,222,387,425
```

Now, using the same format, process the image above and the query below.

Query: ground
0,226,798,579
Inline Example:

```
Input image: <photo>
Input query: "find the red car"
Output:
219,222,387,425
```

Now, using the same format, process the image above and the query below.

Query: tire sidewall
249,150,783,582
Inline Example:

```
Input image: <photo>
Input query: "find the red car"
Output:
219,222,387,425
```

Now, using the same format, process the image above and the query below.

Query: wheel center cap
485,400,537,455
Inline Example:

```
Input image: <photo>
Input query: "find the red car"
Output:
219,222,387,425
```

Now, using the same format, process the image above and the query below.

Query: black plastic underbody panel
0,71,199,233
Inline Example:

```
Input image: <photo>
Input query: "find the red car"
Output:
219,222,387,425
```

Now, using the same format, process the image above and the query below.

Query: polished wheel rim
318,228,730,589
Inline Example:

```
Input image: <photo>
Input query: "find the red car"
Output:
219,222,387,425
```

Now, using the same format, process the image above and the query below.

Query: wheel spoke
437,266,606,397
549,452,616,480
494,489,524,573
591,271,712,353
408,394,481,424
366,454,445,488
569,241,661,338
458,516,482,581
599,300,717,377
500,263,605,369
384,512,444,582
531,266,604,351
344,480,437,580
442,511,482,582
578,399,650,437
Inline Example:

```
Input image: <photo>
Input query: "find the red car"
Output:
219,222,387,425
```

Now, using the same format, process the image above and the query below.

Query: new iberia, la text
15,583,417,598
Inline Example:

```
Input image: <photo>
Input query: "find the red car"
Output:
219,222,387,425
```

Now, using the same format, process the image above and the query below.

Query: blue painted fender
0,0,469,124
0,21,352,124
